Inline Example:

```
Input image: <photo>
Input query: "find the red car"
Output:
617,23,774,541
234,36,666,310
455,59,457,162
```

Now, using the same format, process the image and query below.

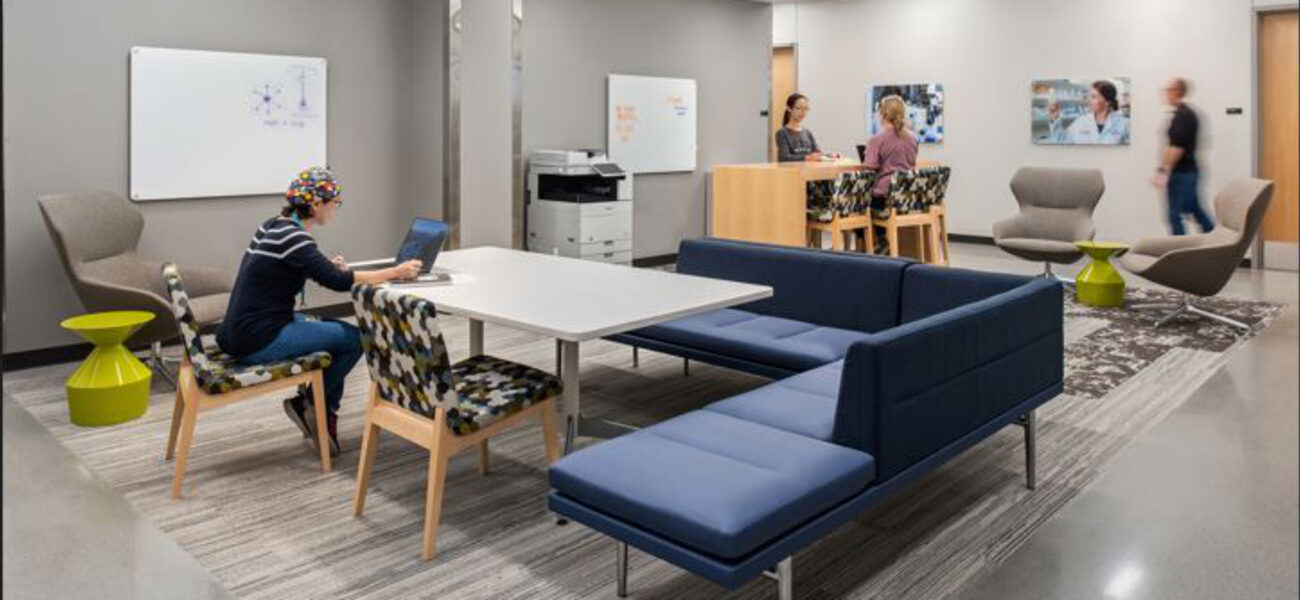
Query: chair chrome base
1139,295,1252,332
1042,262,1076,292
148,342,179,389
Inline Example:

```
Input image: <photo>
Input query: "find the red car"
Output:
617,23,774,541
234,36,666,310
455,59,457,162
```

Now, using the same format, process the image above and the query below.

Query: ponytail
783,93,807,128
879,95,908,136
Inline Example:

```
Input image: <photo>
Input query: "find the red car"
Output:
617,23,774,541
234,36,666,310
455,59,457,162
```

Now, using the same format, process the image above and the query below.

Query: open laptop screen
396,218,448,274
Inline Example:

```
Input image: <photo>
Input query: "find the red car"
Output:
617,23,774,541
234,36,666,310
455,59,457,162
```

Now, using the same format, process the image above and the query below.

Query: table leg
469,319,484,356
560,340,580,455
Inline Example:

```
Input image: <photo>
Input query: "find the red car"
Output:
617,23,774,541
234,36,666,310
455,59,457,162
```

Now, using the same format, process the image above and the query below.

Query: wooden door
771,46,796,161
1260,11,1299,245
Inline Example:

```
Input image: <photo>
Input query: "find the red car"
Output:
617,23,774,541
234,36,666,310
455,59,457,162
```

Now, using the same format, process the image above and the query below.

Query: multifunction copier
527,149,633,265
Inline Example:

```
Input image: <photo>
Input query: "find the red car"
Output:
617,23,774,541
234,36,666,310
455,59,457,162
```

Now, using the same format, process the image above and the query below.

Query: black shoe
325,413,341,457
282,390,313,439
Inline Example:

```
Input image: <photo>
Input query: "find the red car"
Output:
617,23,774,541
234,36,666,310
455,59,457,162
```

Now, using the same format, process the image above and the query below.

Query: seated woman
775,93,840,162
863,95,919,251
216,167,421,455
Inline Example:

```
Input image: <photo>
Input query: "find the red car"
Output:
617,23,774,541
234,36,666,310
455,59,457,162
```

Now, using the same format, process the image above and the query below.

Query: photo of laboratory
868,83,945,143
1032,77,1132,145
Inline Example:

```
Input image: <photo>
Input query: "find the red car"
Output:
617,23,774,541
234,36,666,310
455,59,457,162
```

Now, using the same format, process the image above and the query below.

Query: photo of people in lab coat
1032,78,1131,145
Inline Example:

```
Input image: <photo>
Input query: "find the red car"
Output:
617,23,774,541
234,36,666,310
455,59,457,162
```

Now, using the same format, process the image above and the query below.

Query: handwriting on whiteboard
666,94,688,116
615,103,638,142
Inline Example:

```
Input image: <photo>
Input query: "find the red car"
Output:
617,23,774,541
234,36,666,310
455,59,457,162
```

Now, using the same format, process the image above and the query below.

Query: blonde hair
879,95,908,136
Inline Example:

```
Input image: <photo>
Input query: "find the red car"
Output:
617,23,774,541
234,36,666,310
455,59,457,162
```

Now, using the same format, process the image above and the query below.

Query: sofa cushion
704,360,843,441
675,238,909,333
550,410,875,560
635,309,871,373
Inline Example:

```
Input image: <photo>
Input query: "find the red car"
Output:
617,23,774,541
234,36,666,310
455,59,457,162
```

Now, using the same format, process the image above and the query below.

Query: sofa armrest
833,278,1064,479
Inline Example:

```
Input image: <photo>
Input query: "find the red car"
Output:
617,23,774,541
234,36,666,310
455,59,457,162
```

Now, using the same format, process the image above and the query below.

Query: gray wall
3,0,418,353
523,0,772,258
409,0,446,224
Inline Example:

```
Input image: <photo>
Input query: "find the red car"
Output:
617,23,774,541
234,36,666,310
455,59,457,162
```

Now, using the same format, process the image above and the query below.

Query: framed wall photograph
1031,77,1131,145
868,83,944,144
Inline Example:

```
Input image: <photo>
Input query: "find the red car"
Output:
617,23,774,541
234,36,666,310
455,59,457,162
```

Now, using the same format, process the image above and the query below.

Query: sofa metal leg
683,358,690,377
1042,262,1075,292
616,541,629,597
632,347,639,368
555,339,562,377
769,557,793,600
1019,411,1037,490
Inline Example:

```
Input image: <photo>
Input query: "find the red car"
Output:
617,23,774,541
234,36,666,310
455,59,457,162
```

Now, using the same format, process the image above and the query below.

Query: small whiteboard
607,75,697,174
130,47,327,201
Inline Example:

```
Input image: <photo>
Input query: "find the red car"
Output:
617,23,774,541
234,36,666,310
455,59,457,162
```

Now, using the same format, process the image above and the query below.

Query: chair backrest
160,263,212,370
38,191,145,268
1213,178,1275,250
351,285,459,423
1009,167,1103,214
886,166,951,214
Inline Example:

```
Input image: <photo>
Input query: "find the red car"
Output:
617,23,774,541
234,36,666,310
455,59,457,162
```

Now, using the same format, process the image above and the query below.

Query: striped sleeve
247,219,355,291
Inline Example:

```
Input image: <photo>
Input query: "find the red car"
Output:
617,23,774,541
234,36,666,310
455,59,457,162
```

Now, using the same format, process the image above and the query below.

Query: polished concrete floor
3,242,1296,599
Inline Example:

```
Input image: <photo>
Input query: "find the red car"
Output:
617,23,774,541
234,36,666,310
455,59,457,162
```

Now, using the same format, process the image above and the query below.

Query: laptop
349,218,451,284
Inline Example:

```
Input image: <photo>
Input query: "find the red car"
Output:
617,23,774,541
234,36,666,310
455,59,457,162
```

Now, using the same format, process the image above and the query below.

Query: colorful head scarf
285,166,341,212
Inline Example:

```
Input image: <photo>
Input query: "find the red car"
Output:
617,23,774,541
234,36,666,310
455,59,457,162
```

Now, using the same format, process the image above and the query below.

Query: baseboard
2,302,355,373
633,253,678,268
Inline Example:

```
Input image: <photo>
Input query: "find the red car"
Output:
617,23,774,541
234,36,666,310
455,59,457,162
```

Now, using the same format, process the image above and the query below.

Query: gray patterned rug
4,289,1284,600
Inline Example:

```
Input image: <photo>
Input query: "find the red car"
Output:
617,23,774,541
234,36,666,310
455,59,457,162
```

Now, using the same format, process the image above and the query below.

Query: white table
386,247,772,454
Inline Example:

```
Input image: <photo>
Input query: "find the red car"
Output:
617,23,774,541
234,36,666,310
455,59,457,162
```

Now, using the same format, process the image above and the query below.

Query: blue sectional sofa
550,238,1064,599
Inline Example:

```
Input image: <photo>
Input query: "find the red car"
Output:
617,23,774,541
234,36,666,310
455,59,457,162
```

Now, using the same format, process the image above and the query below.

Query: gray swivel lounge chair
1121,178,1274,332
38,191,235,386
993,167,1105,286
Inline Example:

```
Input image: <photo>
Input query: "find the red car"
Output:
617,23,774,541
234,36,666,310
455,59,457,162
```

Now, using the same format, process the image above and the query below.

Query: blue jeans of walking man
1167,171,1214,235
241,314,363,414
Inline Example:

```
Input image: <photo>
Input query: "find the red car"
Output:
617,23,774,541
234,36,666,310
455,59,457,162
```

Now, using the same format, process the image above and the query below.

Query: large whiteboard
130,47,327,201
607,75,697,174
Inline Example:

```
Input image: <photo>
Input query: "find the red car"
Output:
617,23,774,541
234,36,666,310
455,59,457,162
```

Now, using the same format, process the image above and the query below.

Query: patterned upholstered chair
872,166,952,264
806,170,877,252
161,264,333,499
350,285,562,561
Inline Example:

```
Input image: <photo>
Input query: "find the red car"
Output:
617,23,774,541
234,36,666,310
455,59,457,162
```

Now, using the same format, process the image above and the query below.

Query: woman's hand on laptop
393,259,423,280
352,259,423,285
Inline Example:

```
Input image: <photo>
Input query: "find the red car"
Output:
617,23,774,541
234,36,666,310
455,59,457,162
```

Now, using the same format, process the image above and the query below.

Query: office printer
528,149,633,265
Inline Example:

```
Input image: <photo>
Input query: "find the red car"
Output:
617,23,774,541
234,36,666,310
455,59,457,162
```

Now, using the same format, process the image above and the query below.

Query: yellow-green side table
1074,241,1128,308
59,311,155,426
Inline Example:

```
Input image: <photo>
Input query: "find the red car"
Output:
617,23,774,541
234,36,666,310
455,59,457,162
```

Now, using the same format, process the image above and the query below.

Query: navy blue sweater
217,216,355,358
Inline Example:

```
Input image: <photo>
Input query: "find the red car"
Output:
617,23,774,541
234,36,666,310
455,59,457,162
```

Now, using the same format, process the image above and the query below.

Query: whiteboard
130,47,327,201
607,75,697,174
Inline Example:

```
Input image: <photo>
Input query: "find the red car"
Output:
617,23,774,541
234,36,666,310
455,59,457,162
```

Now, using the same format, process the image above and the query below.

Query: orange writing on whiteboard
615,103,638,143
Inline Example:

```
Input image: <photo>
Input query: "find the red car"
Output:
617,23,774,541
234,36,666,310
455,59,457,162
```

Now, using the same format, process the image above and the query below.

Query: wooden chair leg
477,440,490,476
170,385,200,499
916,227,928,263
165,374,185,460
311,371,331,472
887,223,900,257
353,386,381,516
865,225,876,255
540,399,561,465
939,213,950,265
830,224,844,251
422,427,451,562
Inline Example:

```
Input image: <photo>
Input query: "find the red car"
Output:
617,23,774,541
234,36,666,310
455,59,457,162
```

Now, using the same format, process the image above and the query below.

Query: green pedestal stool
59,310,156,426
1074,241,1128,308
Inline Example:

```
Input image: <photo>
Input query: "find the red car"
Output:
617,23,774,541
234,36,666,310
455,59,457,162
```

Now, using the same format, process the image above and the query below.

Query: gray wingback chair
38,191,235,384
994,167,1105,284
1121,178,1274,331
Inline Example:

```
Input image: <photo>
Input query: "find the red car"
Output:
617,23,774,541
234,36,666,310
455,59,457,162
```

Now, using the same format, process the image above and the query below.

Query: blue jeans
241,314,362,414
1167,171,1214,235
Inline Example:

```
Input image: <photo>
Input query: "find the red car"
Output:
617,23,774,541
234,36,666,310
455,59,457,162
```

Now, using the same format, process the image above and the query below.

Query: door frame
769,43,798,162
1251,4,1299,270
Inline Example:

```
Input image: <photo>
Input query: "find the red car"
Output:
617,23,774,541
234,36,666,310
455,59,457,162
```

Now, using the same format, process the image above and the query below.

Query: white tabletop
386,247,772,342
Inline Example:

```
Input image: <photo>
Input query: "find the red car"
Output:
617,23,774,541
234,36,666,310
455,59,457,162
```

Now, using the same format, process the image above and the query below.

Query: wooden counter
709,160,938,248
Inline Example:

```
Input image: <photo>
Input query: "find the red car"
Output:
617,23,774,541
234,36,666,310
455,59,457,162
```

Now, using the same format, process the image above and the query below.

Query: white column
458,0,515,248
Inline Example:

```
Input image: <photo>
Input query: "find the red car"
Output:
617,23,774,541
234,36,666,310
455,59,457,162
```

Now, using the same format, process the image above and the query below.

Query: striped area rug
4,290,1283,599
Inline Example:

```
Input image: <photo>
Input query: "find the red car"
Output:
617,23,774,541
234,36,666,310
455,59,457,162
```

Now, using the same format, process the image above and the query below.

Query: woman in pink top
863,95,920,209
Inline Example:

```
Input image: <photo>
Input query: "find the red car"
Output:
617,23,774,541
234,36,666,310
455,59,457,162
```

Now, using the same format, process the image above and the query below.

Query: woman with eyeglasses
775,93,840,162
216,167,420,456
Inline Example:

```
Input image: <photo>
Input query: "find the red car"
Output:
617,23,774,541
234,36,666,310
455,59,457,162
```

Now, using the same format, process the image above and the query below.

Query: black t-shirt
1167,104,1199,173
